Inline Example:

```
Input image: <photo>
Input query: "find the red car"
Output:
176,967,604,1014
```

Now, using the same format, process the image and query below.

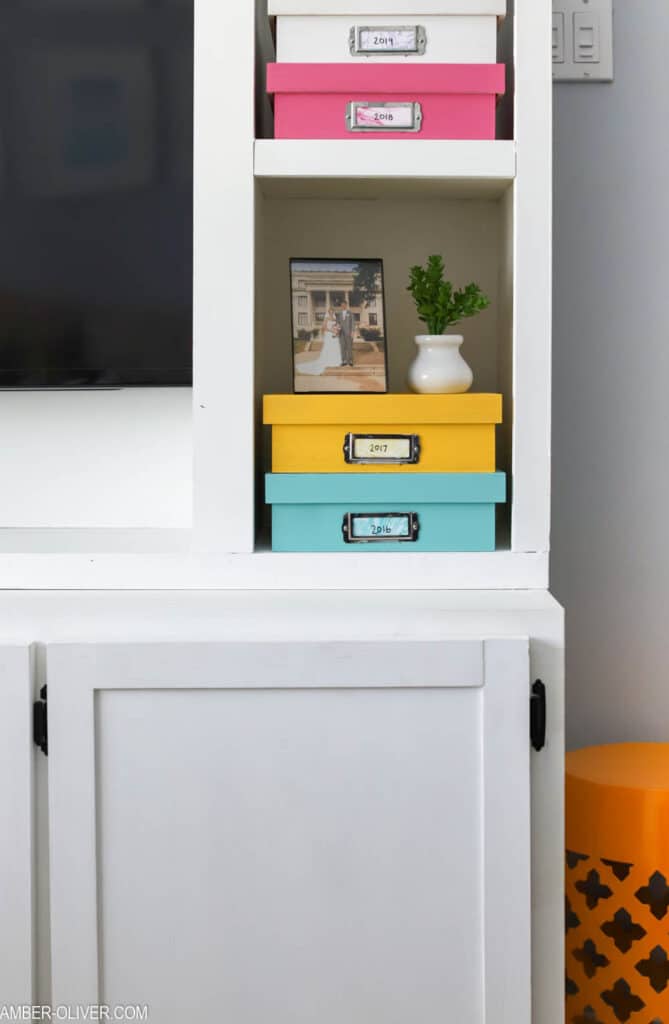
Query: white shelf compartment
254,138,519,558
0,389,192,531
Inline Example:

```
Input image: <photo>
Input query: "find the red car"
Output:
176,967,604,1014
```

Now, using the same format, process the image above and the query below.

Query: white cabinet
47,637,533,1022
0,645,35,1005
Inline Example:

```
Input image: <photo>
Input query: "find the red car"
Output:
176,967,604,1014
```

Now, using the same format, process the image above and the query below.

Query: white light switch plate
552,0,613,82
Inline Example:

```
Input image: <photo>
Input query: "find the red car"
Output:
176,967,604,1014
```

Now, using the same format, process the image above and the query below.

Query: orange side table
566,744,669,1023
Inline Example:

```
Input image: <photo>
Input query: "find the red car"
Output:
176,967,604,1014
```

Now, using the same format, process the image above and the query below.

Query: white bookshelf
0,0,552,593
3,6,563,1022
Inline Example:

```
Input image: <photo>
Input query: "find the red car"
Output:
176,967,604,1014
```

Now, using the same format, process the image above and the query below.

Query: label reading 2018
353,105,415,130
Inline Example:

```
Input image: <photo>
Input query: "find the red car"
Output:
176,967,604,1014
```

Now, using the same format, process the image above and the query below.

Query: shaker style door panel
0,645,34,1004
47,639,530,1023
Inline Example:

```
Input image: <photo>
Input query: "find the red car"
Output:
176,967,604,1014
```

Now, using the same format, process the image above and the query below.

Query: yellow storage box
264,394,502,474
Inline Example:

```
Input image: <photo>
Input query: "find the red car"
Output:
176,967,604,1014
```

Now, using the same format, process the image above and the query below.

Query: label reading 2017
354,437,412,461
344,433,420,465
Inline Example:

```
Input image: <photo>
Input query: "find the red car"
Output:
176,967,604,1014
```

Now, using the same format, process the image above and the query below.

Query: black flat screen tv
0,3,193,387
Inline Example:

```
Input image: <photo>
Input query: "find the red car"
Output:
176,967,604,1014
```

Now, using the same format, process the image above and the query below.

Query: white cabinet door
0,645,34,1004
47,639,530,1023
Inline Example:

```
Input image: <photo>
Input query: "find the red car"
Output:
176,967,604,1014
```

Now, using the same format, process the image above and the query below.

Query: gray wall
552,0,669,749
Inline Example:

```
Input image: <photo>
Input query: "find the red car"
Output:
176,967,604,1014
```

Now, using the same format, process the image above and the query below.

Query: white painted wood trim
46,637,534,1018
47,639,484,1004
483,638,531,1023
530,629,565,1024
0,550,549,590
269,1,506,15
511,0,552,553
255,139,516,185
0,646,34,1005
193,0,256,552
47,669,99,1008
48,640,484,690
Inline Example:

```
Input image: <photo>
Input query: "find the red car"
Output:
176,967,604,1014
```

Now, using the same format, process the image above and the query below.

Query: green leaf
407,256,490,334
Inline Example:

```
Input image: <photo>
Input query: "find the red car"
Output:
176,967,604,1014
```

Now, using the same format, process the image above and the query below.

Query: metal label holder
349,25,428,57
343,433,421,466
342,512,420,544
345,101,423,134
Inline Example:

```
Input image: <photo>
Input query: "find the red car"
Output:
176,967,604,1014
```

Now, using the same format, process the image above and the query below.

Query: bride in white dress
299,307,342,376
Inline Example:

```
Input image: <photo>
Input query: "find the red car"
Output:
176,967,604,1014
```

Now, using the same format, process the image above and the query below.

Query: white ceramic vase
408,334,473,394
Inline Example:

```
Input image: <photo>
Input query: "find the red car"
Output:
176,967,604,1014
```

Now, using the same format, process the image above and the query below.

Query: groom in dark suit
336,302,355,367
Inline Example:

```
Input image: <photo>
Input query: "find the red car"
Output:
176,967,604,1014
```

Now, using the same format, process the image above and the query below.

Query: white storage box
275,14,500,64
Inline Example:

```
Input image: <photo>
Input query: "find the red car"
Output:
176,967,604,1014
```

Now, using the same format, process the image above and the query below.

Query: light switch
573,11,600,62
552,0,613,82
552,13,565,63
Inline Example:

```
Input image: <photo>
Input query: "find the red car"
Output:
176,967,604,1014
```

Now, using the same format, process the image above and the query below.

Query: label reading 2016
342,512,420,544
352,515,411,540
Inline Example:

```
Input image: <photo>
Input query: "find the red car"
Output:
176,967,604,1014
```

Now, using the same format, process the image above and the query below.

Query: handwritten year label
351,515,412,540
353,437,412,461
344,433,421,464
358,28,419,52
349,103,420,131
351,25,426,56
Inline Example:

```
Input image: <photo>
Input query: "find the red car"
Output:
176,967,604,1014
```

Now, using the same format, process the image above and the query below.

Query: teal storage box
265,472,505,553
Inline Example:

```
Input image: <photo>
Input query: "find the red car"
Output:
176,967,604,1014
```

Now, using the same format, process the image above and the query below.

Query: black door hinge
530,680,546,752
33,685,48,756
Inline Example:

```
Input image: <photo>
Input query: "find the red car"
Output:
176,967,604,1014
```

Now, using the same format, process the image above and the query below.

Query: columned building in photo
290,261,385,340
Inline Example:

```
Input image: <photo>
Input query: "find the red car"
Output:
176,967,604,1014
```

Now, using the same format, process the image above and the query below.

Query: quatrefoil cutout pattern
576,869,614,910
573,939,611,980
566,850,669,1023
601,909,647,954
635,873,669,921
601,979,645,1022
635,946,669,995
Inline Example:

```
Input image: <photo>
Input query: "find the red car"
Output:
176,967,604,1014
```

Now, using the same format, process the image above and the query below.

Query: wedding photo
290,258,388,393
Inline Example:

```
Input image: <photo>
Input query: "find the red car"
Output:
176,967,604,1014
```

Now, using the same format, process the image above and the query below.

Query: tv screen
0,2,193,387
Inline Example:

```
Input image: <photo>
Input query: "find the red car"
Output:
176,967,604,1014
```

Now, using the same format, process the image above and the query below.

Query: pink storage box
267,63,505,140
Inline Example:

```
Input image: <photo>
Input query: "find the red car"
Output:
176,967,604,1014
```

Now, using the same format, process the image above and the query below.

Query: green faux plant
407,255,490,335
